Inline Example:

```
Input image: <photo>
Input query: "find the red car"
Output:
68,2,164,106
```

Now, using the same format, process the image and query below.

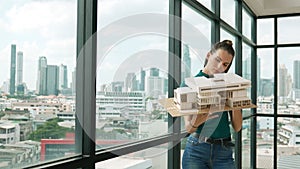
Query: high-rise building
72,69,76,95
125,73,138,92
278,64,292,97
145,76,165,98
294,60,300,89
59,64,68,90
257,57,261,96
260,78,274,97
37,56,47,95
293,60,300,99
243,57,251,81
17,51,23,85
46,65,59,95
10,44,16,95
150,67,159,77
111,81,124,92
139,68,145,91
182,44,191,80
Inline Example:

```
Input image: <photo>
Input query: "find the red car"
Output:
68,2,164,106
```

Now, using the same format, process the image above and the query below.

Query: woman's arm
230,110,243,132
184,113,212,133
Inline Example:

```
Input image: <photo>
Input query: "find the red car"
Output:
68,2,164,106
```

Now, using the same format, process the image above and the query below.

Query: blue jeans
182,135,236,169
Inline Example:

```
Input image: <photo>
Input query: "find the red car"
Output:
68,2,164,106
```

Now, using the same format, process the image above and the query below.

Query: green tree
29,118,74,141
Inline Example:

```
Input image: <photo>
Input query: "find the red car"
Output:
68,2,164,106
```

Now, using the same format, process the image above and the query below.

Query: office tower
293,60,300,99
145,76,164,98
257,57,261,96
278,64,292,97
10,44,16,95
125,73,138,92
150,67,159,77
182,44,191,80
139,68,145,91
243,57,251,81
17,51,23,85
72,69,76,95
59,64,68,90
111,81,124,92
46,65,59,95
37,56,47,95
261,78,274,97
294,60,300,89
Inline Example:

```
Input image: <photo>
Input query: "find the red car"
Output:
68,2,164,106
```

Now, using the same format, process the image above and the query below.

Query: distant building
59,64,68,90
139,68,145,91
278,123,300,146
182,44,191,80
46,65,59,95
16,51,23,86
37,56,47,95
125,73,138,92
0,120,20,144
96,91,146,120
278,64,292,97
10,44,17,95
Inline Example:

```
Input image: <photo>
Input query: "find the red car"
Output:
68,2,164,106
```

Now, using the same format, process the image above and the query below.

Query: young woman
181,40,242,169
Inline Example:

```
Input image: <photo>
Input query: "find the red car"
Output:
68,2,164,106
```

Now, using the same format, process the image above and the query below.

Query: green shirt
181,70,231,139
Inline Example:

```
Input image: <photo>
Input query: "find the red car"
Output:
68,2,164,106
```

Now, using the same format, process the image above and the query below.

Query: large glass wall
0,1,77,168
96,0,169,150
0,0,260,168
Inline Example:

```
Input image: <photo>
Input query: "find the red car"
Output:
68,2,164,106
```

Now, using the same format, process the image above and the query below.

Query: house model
174,73,252,111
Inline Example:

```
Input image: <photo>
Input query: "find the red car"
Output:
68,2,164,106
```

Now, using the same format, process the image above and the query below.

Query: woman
181,40,242,169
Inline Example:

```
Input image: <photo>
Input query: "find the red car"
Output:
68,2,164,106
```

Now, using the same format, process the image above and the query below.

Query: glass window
182,4,211,79
257,18,274,45
195,0,212,12
278,47,300,109
221,28,236,74
242,9,253,41
96,0,169,151
242,118,251,168
242,43,251,81
257,49,274,114
0,1,77,168
278,16,300,44
277,117,300,168
257,117,274,168
221,0,236,29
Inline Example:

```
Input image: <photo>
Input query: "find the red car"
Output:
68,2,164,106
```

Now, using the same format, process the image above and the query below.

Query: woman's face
205,49,233,75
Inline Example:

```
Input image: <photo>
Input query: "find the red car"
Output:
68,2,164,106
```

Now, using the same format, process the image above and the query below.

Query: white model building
174,73,252,111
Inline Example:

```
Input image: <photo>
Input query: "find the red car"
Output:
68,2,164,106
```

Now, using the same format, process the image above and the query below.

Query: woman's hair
204,40,235,73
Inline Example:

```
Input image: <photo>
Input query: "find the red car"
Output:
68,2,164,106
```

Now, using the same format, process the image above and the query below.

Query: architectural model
174,73,252,112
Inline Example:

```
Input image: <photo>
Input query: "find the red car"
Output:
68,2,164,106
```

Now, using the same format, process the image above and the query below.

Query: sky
1,0,299,92
0,0,76,90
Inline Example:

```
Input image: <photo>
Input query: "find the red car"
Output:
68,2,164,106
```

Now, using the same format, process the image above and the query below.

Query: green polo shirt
180,70,231,139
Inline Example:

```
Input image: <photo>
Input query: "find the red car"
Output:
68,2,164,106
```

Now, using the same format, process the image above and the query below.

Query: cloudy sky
1,0,299,92
0,0,77,90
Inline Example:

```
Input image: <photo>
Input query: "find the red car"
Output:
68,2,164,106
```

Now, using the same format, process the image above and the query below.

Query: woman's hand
185,113,219,133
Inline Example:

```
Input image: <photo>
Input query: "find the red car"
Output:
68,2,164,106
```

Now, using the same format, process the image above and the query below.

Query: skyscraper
293,60,300,99
17,51,23,85
139,68,145,91
182,44,191,80
46,65,59,95
10,44,16,95
150,67,159,77
72,69,76,95
37,56,47,95
278,64,292,97
59,64,68,90
294,60,300,89
125,73,138,92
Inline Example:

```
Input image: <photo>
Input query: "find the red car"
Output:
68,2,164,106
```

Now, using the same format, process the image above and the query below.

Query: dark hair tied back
204,39,235,73
211,40,235,57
